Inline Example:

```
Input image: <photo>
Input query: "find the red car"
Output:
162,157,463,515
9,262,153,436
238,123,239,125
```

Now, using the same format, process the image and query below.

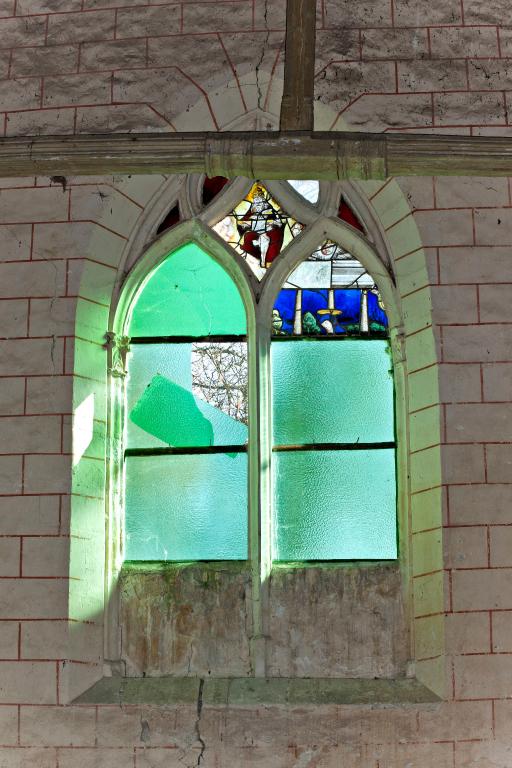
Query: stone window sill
75,676,439,707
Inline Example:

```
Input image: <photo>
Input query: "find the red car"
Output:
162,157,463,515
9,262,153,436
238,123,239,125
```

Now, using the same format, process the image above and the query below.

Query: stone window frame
100,175,414,682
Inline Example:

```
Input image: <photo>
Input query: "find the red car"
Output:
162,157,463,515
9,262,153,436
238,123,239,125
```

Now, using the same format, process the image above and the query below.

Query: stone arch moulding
64,175,445,702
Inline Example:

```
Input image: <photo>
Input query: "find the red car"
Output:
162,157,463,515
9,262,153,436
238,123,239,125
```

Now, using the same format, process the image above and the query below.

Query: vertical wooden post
279,0,317,130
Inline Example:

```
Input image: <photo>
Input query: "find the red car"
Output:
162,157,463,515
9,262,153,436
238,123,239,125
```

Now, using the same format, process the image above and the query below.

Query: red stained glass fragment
203,176,229,206
338,197,364,232
157,203,180,234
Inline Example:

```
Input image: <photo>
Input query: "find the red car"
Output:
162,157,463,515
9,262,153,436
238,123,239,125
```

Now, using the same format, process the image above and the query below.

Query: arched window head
118,179,397,567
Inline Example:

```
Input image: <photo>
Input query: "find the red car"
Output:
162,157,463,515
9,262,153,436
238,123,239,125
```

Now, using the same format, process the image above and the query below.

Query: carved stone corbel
105,332,131,378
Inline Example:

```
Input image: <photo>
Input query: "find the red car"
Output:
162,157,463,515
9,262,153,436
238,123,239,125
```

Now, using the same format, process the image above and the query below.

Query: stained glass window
122,182,397,565
271,240,396,561
213,181,302,280
124,242,248,561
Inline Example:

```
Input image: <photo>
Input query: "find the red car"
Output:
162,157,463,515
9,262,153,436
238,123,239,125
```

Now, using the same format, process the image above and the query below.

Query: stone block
69,186,142,240
393,0,461,25
20,706,96,746
0,622,20,659
475,207,512,245
0,662,57,704
0,300,28,339
6,108,76,137
0,377,24,416
453,569,512,611
24,455,71,495
0,496,60,536
0,16,46,48
489,526,512,567
492,611,512,652
483,363,512,402
0,456,22,495
411,486,446,532
57,748,135,768
323,0,391,26
0,188,69,226
439,364,481,403
479,284,512,322
116,5,180,37
413,571,444,617
0,748,58,767
442,443,485,484
25,376,72,416
449,483,512,525
440,246,512,284
0,415,61,454
430,26,499,58
444,525,488,569
182,1,253,33
0,578,68,620
33,221,125,268
446,611,491,654
80,39,146,71
43,74,111,108
455,654,512,699
10,46,78,77
413,209,474,247
443,325,512,363
486,444,512,482
435,176,509,208
22,537,69,578
362,28,428,59
409,405,441,453
446,403,512,442
399,59,467,92
17,0,81,10
0,225,31,262
47,10,114,44
412,528,443,576
0,538,20,576
434,92,505,126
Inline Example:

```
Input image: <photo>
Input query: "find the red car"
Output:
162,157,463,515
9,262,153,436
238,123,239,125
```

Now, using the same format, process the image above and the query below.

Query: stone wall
0,172,510,766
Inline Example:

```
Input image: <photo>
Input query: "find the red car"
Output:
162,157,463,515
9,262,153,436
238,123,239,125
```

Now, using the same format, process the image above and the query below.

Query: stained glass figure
287,180,320,204
338,196,364,232
202,176,229,206
273,240,387,337
213,182,302,280
156,203,180,234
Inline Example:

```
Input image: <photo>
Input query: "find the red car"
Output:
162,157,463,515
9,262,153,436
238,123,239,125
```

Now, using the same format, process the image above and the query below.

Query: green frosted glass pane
126,344,248,448
125,454,248,560
128,243,246,337
273,449,396,561
272,340,393,444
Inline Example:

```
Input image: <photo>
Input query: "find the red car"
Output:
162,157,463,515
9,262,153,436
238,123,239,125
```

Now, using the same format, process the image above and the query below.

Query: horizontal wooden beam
1,131,512,179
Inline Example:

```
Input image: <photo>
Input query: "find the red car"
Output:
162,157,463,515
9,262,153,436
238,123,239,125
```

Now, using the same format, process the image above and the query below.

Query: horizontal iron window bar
129,335,247,344
125,445,247,457
271,334,388,341
272,442,395,452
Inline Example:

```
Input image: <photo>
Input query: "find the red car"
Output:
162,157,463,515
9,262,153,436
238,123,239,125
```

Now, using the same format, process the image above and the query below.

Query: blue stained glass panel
272,340,394,444
273,449,397,561
125,454,248,561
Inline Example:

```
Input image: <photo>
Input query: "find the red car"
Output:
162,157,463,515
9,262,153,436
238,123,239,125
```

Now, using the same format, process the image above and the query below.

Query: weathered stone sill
74,676,438,707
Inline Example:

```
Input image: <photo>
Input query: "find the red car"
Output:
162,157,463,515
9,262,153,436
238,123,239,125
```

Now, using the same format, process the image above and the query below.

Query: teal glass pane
128,242,246,337
125,453,248,560
126,344,248,448
272,340,393,444
273,449,396,560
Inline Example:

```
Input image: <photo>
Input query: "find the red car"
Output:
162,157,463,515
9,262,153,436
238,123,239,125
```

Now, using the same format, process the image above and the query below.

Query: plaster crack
194,678,206,766
255,0,270,110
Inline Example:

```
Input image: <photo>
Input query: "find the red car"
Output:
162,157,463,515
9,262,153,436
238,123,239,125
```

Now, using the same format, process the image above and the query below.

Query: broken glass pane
128,242,246,337
273,449,397,561
213,181,303,280
272,340,394,445
126,343,248,448
125,453,248,560
287,180,320,204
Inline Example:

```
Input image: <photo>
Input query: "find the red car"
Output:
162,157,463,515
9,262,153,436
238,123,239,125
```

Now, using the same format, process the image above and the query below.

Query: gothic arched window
117,179,397,566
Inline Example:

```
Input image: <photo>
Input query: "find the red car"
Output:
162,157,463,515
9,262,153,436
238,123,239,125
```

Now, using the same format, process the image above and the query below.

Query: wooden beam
1,131,512,179
279,0,316,130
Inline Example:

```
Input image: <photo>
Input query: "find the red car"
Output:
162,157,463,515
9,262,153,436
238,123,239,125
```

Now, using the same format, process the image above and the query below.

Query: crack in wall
194,678,206,766
255,0,270,110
